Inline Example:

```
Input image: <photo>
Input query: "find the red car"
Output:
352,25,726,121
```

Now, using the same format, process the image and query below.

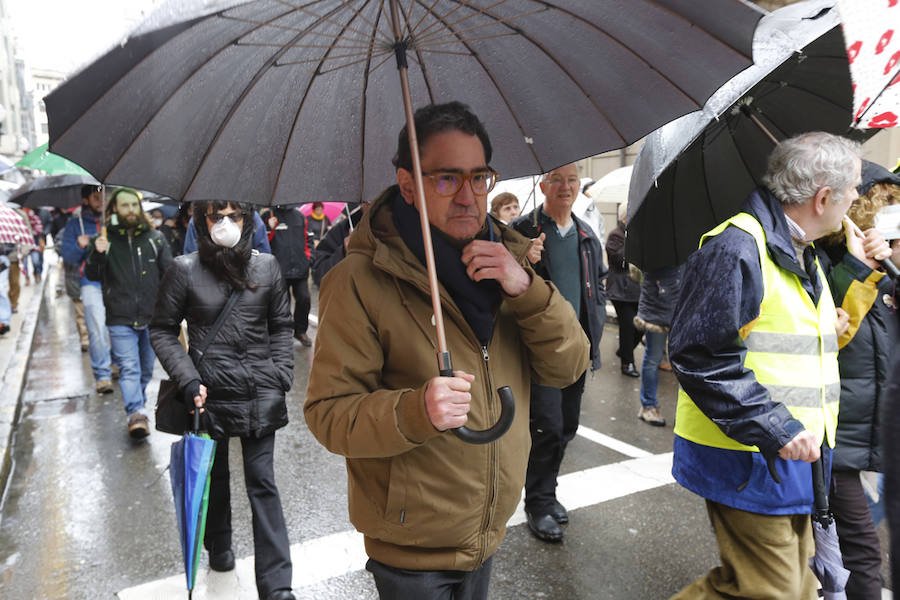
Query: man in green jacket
305,102,589,598
86,188,173,438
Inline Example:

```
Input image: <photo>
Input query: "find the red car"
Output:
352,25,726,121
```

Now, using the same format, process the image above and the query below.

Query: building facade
0,0,26,157
30,68,64,149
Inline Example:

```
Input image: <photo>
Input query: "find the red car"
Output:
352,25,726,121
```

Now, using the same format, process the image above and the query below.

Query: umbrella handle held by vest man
764,430,824,485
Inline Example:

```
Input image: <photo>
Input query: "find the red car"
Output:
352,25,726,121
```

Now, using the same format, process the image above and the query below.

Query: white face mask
210,218,242,248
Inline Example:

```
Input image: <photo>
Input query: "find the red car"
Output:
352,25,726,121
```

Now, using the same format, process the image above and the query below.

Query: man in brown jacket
305,102,589,599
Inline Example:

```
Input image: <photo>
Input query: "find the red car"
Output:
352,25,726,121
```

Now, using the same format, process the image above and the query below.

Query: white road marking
575,424,652,458
117,452,674,598
508,452,674,527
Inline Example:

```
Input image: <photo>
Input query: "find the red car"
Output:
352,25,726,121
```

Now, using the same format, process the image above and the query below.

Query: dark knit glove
183,379,202,406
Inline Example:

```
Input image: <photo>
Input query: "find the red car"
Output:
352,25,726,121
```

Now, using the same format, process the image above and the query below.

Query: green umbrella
16,143,92,176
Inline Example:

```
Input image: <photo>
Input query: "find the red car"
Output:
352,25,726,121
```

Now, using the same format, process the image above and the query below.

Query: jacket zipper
386,260,506,563
127,233,141,327
582,248,591,299
476,344,499,566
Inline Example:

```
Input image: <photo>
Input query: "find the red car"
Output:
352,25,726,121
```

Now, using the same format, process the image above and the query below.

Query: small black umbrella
47,0,763,443
625,0,869,272
11,174,101,209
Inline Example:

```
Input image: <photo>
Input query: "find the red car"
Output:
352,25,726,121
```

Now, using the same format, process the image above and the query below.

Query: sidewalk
0,256,50,497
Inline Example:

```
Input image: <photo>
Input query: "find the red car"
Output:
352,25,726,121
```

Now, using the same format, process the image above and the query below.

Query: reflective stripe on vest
673,212,840,452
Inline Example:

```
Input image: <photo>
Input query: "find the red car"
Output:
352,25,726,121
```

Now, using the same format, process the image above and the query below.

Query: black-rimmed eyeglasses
421,169,498,197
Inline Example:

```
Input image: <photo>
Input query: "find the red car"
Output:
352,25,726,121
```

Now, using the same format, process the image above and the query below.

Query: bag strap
193,289,242,365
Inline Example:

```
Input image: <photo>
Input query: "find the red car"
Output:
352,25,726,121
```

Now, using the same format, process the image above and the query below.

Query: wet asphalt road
0,264,892,599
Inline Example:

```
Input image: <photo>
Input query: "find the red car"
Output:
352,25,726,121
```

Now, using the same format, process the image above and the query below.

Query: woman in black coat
150,200,296,600
819,165,900,599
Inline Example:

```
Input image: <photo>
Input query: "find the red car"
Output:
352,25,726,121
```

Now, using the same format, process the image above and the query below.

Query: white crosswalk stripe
118,428,675,599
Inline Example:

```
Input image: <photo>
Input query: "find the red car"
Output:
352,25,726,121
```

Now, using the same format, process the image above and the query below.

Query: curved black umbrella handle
764,453,782,484
437,353,515,444
452,386,515,445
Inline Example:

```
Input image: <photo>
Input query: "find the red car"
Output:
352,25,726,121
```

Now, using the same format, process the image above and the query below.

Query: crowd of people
2,100,899,600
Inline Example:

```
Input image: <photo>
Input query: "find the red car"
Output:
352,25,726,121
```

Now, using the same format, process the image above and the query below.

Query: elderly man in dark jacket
512,163,606,543
266,206,312,346
86,188,173,438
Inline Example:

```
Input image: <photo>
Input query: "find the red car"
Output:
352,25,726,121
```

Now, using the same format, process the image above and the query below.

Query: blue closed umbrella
170,412,217,597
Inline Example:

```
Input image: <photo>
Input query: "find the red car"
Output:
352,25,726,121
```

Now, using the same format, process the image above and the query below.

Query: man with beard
62,185,115,394
86,188,173,438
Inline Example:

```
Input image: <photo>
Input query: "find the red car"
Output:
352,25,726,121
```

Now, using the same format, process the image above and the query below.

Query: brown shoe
128,412,150,439
638,406,666,427
96,379,114,394
294,332,312,347
658,361,673,372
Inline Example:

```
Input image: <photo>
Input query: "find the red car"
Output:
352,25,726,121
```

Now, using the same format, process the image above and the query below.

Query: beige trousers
72,299,90,346
671,500,817,600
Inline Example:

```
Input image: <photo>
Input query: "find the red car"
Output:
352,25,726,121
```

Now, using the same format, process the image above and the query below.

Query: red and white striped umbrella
837,0,900,128
0,204,36,251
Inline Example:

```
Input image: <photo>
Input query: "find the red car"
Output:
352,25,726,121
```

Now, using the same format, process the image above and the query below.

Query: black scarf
392,192,501,346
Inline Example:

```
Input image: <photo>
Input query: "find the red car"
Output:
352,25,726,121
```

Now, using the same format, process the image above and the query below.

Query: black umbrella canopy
12,174,101,209
47,0,762,207
624,1,873,272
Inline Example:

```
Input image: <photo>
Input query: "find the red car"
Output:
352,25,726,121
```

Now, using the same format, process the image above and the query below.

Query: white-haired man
669,132,892,598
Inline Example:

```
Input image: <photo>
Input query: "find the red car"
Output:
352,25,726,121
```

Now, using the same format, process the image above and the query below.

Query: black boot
621,362,639,377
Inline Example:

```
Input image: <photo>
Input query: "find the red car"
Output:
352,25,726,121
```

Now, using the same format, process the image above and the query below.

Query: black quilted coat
149,252,294,438
820,246,900,473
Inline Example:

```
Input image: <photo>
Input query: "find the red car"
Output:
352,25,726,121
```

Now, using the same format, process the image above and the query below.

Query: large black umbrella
11,174,101,209
47,0,763,443
625,0,863,271
47,0,762,206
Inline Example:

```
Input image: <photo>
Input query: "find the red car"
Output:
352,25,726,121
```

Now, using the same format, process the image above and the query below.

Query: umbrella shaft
741,105,780,145
390,0,449,356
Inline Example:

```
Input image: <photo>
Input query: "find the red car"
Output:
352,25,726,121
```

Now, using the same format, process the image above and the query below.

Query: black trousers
285,276,310,335
611,300,641,365
366,557,493,600
830,469,882,599
524,372,586,513
205,433,293,597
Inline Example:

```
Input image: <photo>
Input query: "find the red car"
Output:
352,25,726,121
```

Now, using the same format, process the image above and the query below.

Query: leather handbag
155,289,242,434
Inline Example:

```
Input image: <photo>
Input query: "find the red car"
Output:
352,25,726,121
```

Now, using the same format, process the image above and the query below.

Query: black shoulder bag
155,289,242,434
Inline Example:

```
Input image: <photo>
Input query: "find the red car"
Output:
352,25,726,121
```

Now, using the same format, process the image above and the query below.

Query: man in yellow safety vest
668,132,892,599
